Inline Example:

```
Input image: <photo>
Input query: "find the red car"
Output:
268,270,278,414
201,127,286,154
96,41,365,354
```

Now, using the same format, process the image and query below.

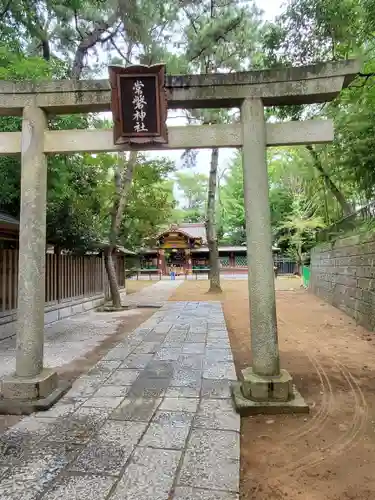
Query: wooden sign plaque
108,64,168,146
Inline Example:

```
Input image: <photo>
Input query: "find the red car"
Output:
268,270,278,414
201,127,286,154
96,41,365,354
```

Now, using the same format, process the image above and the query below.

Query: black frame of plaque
108,64,168,146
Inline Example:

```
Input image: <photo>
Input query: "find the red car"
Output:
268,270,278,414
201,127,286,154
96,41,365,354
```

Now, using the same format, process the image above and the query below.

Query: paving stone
35,401,82,419
143,360,175,379
132,341,161,354
153,323,173,333
77,373,111,387
139,421,190,450
145,333,167,342
194,399,240,432
164,335,187,344
152,410,194,427
70,420,147,475
155,348,182,360
159,398,199,413
101,347,133,361
81,396,125,409
66,377,103,398
173,487,239,500
127,377,170,398
92,385,130,397
0,442,81,500
110,397,161,422
176,355,204,370
42,474,116,500
178,429,239,492
201,379,231,399
171,369,202,388
0,416,57,461
173,323,190,330
131,328,152,336
44,407,110,444
206,339,230,349
205,349,233,363
207,330,228,339
182,342,206,354
110,447,182,500
184,333,206,343
105,369,140,386
187,327,207,334
203,362,237,381
119,354,154,369
87,360,122,376
165,387,201,399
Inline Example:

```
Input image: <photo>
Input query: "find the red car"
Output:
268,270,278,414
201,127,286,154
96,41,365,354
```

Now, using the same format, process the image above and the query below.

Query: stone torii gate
0,60,359,414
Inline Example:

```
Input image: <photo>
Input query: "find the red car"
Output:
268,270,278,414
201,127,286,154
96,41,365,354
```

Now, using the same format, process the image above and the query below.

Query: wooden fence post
56,249,61,303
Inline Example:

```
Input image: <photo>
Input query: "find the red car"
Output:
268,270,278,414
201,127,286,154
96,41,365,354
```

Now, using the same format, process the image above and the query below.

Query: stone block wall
310,233,375,330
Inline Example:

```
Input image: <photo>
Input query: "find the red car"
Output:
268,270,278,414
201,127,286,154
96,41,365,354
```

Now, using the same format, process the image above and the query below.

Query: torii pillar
231,64,359,413
0,106,67,414
231,98,305,414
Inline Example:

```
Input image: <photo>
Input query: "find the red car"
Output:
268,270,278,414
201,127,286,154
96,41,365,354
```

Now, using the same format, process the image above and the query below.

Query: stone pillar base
0,368,71,415
231,367,309,415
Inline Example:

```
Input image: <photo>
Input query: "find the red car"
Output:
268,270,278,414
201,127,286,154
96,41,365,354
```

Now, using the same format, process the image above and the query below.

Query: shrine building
139,223,279,276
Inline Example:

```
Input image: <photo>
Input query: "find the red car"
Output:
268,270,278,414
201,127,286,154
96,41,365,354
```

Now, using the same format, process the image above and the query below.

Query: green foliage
174,171,208,222
277,197,326,265
220,150,297,246
258,0,375,249
328,59,375,200
120,157,177,249
0,48,52,218
262,0,364,66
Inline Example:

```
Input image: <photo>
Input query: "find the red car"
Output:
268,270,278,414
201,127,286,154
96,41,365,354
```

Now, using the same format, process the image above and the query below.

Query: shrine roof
157,223,207,244
177,223,206,242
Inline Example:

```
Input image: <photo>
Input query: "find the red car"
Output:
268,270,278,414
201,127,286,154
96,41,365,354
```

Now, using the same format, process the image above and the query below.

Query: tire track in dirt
284,350,334,441
279,358,367,477
249,354,368,497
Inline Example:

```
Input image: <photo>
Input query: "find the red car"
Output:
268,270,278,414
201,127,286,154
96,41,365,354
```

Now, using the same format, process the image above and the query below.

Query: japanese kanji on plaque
108,64,168,146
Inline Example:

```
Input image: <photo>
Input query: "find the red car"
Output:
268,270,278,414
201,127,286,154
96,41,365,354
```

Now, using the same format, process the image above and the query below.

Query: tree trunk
206,148,222,293
71,14,119,79
105,151,137,306
104,246,121,308
306,145,352,217
41,39,50,61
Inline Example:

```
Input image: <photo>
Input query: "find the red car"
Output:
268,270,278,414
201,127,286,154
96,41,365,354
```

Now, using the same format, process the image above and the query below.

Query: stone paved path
123,280,183,307
0,308,147,378
0,301,240,500
0,281,182,377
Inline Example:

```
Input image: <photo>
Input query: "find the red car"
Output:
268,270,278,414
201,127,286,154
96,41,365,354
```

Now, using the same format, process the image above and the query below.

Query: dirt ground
170,279,375,500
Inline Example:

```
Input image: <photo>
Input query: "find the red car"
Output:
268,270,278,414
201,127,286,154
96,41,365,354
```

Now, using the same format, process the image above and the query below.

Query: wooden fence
0,250,125,316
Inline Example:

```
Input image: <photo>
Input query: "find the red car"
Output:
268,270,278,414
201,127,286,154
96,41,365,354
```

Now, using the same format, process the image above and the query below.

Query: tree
0,8,183,307
261,0,371,221
220,151,246,245
262,0,363,66
181,0,263,292
220,149,295,246
276,198,326,273
174,171,208,222
104,151,138,308
120,157,177,249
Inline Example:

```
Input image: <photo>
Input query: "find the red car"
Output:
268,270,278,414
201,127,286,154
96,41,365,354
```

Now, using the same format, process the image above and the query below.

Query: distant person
274,263,278,277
